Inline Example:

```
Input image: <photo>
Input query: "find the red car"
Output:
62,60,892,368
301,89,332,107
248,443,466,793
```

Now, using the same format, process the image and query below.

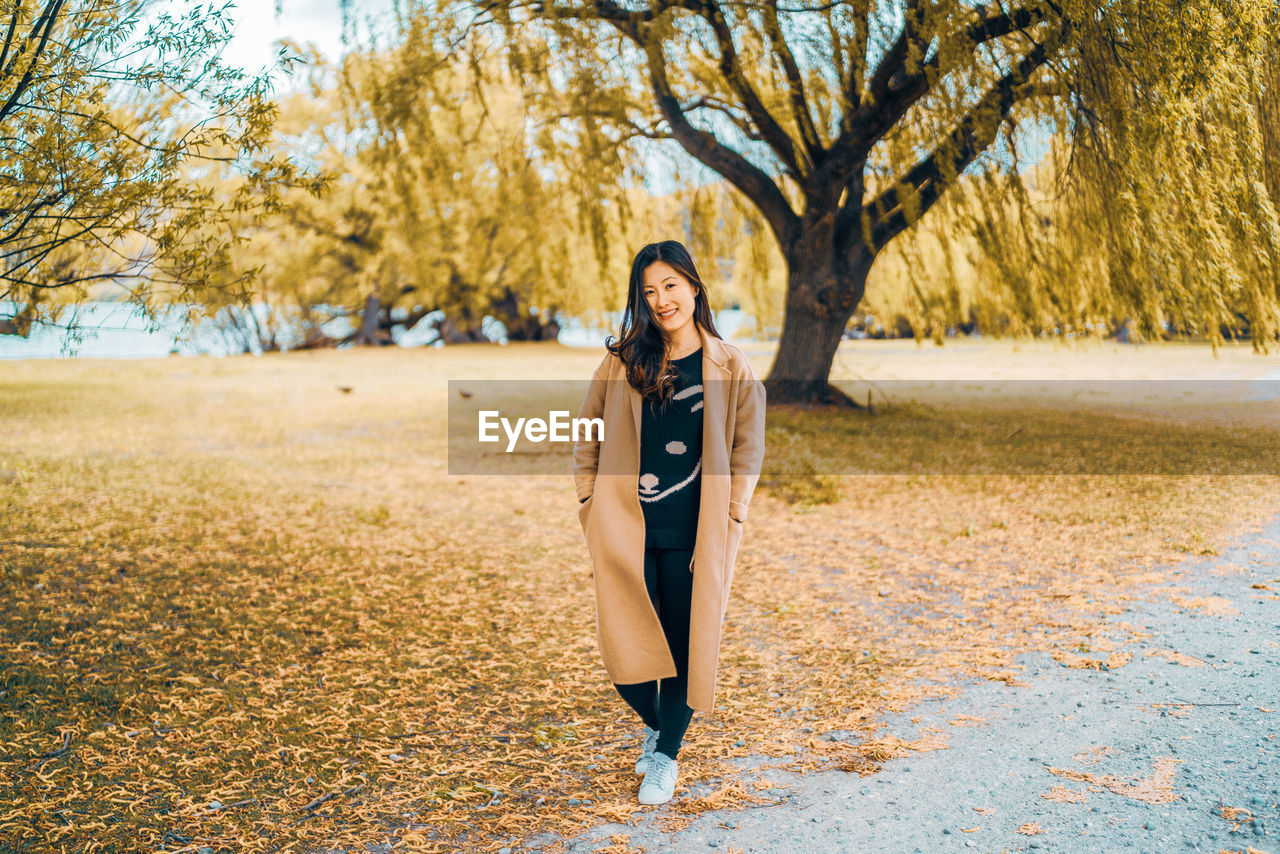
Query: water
0,302,758,359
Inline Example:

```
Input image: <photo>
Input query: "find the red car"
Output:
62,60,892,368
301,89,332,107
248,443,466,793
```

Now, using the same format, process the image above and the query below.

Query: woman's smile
641,260,698,341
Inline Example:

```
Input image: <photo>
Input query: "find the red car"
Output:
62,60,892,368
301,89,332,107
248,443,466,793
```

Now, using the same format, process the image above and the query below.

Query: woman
571,239,766,806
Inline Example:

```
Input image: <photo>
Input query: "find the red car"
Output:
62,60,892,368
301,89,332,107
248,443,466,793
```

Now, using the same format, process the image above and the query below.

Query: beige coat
571,324,766,713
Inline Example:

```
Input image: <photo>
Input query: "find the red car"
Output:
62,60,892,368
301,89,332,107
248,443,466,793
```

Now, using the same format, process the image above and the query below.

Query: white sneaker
638,751,679,805
635,726,660,776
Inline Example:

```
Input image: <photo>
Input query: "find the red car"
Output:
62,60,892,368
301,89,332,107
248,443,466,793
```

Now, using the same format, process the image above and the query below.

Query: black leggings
612,545,696,761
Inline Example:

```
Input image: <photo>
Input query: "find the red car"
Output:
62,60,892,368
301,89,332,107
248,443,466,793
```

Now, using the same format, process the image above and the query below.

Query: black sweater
637,349,703,548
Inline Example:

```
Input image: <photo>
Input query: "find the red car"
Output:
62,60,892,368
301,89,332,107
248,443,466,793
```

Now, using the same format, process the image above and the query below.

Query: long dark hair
605,239,722,412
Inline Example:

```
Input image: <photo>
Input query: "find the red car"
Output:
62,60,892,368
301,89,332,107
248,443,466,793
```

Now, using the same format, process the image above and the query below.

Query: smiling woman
643,259,703,360
571,239,768,807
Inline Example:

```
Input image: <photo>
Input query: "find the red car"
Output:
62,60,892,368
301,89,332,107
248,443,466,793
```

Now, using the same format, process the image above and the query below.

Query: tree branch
0,4,22,74
694,0,807,181
830,3,1055,186
761,0,823,162
847,19,1067,255
643,34,800,250
860,0,926,114
0,0,65,123
686,95,765,141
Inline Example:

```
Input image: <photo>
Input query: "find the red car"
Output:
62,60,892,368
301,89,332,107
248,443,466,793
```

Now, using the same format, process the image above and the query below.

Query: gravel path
516,514,1280,853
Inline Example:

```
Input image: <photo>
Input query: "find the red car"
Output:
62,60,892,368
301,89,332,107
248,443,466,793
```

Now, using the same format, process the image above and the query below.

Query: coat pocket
721,517,744,612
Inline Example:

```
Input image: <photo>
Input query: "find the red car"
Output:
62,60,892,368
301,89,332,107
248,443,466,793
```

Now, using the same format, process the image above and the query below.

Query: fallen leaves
667,779,772,833
1072,745,1114,765
591,834,642,854
1016,822,1046,835
1047,767,1095,783
682,782,767,813
1145,648,1208,667
1169,595,1241,616
3,350,1279,853
1041,785,1088,803
1051,649,1133,670
825,733,948,776
1048,756,1182,805
1219,803,1256,832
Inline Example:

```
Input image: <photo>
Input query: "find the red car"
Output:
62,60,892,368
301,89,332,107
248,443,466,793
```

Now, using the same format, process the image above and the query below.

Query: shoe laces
646,752,677,789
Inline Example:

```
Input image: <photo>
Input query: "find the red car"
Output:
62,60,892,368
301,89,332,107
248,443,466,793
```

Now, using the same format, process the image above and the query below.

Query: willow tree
385,0,1278,405
322,19,623,344
0,0,313,343
939,8,1280,349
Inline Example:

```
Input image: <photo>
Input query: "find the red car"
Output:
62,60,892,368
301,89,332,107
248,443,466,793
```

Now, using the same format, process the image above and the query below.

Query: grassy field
2,338,1280,853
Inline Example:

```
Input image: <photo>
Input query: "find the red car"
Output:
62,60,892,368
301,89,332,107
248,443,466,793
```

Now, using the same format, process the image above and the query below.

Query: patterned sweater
638,348,703,548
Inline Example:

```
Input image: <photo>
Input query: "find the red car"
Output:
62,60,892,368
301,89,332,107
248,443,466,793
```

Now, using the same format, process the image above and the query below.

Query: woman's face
641,260,699,339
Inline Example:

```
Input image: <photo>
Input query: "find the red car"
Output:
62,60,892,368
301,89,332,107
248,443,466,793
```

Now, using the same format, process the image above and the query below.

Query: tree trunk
763,251,871,408
436,315,489,344
489,286,562,341
357,292,384,346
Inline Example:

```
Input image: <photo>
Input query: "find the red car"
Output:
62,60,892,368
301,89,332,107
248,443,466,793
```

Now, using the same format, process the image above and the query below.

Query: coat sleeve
728,356,766,524
571,353,610,502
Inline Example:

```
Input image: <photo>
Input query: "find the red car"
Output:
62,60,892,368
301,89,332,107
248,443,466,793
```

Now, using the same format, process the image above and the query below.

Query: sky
217,0,392,88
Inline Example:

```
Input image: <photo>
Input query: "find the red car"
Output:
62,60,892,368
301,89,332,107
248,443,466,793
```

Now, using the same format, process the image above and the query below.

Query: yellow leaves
1047,767,1095,783
669,779,771,830
4,349,1280,853
1049,756,1183,805
1145,648,1207,667
1041,785,1088,803
1169,595,1241,616
1220,803,1257,832
1105,651,1133,669
531,722,579,749
1052,649,1132,670
439,783,498,802
856,734,950,763
591,834,644,854
1017,822,1046,835
1073,745,1114,765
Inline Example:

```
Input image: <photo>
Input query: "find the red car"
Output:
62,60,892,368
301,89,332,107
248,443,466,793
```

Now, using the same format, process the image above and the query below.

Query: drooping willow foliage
331,0,1280,391
898,2,1280,350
